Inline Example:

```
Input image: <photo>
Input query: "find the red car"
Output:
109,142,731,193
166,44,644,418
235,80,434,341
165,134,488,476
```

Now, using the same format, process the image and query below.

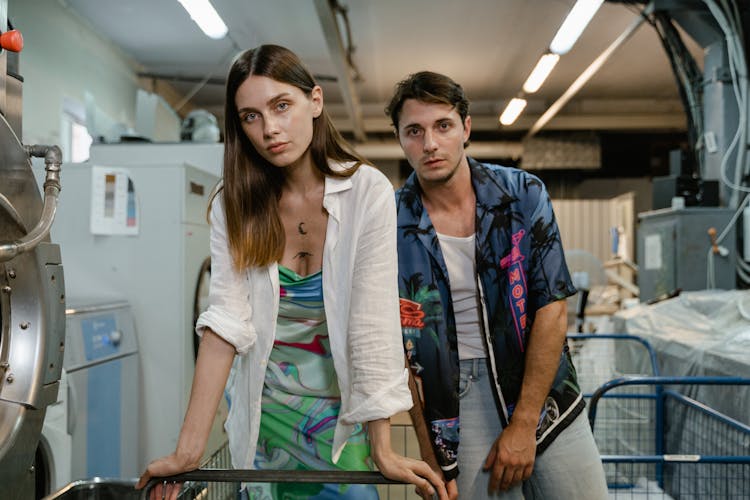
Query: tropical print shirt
396,158,583,480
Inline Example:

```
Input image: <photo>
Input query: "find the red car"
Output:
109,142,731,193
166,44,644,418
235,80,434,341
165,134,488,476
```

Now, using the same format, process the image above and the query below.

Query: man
387,71,608,499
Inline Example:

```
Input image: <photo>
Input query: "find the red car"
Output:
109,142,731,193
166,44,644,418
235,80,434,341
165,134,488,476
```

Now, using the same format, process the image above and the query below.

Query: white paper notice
644,234,662,270
90,166,139,235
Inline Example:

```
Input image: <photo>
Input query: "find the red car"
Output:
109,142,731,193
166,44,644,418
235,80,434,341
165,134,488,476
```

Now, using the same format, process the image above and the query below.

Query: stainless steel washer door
0,102,65,500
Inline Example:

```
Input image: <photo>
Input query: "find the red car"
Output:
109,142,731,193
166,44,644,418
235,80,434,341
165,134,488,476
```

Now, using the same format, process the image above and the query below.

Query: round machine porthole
192,257,211,360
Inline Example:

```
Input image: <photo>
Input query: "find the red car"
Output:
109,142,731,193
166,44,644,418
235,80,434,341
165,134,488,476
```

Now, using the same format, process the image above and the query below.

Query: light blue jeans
455,358,609,499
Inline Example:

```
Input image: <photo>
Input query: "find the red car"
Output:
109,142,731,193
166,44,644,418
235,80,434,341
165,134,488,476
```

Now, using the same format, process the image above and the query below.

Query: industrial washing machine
0,4,67,498
37,301,140,494
36,143,225,473
63,301,140,481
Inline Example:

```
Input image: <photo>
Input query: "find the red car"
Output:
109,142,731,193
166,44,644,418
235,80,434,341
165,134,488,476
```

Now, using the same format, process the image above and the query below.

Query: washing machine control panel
64,303,137,370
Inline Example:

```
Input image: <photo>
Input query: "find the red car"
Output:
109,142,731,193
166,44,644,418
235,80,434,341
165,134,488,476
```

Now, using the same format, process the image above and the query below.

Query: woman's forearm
367,417,394,462
174,328,236,466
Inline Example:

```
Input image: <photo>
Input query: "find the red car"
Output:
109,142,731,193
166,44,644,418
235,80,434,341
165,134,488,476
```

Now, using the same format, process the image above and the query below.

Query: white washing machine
34,143,226,473
37,301,140,497
64,301,140,481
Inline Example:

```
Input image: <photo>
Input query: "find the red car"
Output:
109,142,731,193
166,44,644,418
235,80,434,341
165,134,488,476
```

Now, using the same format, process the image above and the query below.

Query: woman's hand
372,447,449,500
134,452,200,500
369,418,449,500
135,330,234,498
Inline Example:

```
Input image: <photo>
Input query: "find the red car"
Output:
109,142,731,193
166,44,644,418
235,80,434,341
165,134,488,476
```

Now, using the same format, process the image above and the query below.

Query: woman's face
235,75,323,169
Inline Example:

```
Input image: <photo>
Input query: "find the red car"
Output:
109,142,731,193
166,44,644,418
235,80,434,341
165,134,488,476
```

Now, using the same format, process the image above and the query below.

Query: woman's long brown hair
215,44,368,270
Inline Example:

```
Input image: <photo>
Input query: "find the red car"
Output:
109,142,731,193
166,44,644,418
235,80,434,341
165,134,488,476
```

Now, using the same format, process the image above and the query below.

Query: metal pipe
524,3,653,139
0,144,62,262
566,333,660,376
586,375,750,430
314,0,366,142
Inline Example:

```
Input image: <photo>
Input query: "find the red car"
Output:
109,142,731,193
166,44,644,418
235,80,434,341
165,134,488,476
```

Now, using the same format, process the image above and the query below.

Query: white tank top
436,232,486,360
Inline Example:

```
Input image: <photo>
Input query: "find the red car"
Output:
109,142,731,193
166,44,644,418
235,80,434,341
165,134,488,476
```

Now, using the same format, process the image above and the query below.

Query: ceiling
61,0,699,139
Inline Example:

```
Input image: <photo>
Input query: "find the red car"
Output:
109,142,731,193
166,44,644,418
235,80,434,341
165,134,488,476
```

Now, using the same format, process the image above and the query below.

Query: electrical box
651,176,719,209
637,207,736,302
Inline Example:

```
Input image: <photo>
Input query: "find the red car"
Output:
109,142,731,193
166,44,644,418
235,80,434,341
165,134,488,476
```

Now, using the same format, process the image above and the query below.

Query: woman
135,45,447,500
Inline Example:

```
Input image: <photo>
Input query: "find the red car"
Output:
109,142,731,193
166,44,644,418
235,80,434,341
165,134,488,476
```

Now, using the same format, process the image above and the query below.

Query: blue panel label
87,359,121,477
81,314,119,361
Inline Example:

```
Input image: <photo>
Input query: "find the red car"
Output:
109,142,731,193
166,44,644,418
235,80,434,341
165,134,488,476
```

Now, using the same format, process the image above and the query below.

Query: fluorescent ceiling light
522,53,560,93
177,0,228,39
550,0,604,55
499,98,527,126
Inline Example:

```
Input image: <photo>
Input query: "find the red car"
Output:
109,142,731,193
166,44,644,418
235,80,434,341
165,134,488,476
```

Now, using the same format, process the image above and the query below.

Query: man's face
396,99,471,186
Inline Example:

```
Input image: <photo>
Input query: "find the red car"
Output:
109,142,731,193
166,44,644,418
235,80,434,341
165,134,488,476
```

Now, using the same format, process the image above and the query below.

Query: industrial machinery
638,207,736,301
36,369,71,495
63,301,140,482
34,301,141,496
39,142,224,474
634,1,750,293
0,2,67,498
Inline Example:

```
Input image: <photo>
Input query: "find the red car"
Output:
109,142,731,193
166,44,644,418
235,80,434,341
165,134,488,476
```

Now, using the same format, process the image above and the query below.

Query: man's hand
483,420,536,492
481,299,566,492
445,478,458,500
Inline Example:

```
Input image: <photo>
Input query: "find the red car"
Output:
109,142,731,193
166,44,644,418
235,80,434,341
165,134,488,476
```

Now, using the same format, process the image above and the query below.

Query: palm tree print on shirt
399,272,442,375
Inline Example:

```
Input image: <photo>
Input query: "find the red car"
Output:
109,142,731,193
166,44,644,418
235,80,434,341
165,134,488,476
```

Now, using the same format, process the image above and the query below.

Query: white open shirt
196,162,412,468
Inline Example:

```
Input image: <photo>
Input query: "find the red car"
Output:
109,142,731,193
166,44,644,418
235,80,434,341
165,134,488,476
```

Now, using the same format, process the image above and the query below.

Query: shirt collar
323,160,355,222
324,160,355,195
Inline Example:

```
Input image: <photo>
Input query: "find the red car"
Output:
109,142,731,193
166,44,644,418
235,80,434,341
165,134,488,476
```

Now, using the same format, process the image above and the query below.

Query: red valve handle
0,30,23,53
708,227,720,255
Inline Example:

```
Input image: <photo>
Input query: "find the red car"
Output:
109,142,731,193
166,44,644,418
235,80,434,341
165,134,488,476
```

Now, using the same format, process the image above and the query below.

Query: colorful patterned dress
245,265,379,500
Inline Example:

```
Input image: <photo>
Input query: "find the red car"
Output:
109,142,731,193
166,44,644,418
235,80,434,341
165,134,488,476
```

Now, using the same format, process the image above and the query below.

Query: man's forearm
511,299,568,428
406,363,441,472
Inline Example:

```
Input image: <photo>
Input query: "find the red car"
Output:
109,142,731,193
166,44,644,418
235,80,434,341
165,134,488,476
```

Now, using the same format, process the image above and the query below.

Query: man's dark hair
385,71,470,130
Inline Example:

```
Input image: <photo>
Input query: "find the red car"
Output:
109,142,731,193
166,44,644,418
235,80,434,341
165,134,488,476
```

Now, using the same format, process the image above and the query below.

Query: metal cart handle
142,469,404,499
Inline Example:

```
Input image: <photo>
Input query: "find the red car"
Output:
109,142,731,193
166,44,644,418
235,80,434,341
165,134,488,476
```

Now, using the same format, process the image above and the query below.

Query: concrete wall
9,0,140,145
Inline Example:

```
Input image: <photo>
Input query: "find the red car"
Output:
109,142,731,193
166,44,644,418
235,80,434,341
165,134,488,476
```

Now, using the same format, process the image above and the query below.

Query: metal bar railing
602,455,750,464
567,334,665,465
566,333,661,377
588,376,750,491
602,454,750,495
587,376,750,431
663,389,750,435
142,470,404,499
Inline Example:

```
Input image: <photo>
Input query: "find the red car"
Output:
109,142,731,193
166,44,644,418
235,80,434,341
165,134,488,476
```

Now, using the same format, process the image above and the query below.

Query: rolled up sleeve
195,196,257,354
340,368,411,424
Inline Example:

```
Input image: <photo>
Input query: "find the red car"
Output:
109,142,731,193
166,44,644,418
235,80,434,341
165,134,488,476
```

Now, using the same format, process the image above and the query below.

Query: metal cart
589,376,750,499
46,441,402,500
568,334,749,498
